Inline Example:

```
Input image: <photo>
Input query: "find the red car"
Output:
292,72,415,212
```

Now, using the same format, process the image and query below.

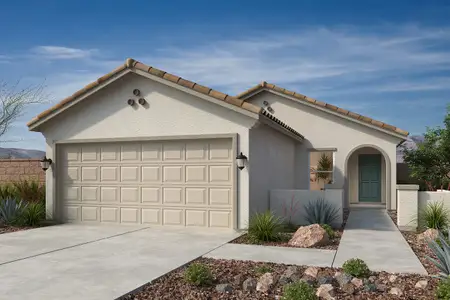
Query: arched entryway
345,145,391,207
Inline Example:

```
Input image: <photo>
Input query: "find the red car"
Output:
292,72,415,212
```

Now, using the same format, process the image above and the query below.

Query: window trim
308,149,336,190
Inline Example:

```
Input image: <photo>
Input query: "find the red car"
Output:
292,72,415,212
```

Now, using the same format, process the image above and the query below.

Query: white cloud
31,46,97,60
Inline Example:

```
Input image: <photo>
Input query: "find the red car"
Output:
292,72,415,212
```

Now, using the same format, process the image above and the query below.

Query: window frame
308,149,336,190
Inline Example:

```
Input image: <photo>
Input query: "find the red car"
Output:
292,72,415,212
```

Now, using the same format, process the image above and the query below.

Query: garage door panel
186,210,207,227
59,138,234,228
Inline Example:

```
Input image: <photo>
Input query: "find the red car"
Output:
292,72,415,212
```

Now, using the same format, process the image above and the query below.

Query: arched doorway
345,145,391,207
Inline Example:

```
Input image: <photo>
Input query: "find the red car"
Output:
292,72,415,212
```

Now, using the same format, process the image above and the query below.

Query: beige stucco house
28,58,408,230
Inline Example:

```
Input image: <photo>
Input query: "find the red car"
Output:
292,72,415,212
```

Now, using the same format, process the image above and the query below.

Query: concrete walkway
333,208,427,274
205,243,336,267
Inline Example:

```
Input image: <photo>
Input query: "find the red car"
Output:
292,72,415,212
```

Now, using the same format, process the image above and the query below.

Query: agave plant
304,197,339,226
0,198,28,226
426,231,450,280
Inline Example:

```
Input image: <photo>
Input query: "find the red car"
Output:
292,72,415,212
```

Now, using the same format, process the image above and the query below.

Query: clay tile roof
27,59,304,140
236,82,409,137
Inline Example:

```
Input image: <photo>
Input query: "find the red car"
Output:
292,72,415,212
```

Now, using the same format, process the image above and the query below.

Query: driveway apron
333,208,427,274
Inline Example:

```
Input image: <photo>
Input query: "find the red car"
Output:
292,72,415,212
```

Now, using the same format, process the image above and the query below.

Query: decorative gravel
122,257,438,300
387,210,439,275
230,210,349,250
0,226,33,234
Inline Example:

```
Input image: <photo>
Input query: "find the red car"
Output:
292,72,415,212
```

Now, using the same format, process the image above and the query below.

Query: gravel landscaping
230,210,349,250
387,210,439,275
122,257,438,300
0,225,33,234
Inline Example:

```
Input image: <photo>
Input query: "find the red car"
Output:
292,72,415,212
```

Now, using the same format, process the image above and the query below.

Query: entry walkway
333,208,427,274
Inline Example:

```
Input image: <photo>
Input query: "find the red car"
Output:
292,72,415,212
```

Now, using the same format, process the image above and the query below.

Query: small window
309,151,334,190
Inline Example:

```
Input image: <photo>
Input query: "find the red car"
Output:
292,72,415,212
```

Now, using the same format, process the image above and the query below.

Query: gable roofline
27,59,304,140
236,81,409,138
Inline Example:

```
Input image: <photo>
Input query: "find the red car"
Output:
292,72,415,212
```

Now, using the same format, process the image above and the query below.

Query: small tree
402,105,450,190
0,81,46,141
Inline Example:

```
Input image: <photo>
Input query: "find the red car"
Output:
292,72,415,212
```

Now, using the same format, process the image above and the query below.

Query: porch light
40,156,52,171
236,152,247,170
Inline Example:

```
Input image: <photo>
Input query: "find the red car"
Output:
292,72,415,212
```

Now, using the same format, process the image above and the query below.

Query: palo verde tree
0,81,46,141
402,105,450,191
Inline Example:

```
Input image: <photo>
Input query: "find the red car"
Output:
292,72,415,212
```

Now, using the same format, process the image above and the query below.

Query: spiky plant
13,180,45,203
426,231,450,280
247,211,284,243
0,184,16,201
419,201,450,230
0,197,28,226
315,153,333,183
22,201,46,226
303,197,339,226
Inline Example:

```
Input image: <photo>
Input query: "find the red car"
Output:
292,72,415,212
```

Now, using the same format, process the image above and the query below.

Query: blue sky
1,0,450,150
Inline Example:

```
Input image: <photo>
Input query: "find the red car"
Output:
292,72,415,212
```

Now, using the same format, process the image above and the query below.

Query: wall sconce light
236,152,247,170
138,98,146,105
127,99,135,106
40,156,52,171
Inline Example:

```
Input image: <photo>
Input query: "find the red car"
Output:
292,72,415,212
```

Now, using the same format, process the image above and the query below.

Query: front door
358,154,381,202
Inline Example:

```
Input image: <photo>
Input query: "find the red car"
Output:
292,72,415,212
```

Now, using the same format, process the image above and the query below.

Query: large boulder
288,224,329,248
417,228,439,243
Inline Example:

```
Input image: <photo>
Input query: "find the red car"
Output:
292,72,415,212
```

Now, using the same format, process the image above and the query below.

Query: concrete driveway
0,224,239,300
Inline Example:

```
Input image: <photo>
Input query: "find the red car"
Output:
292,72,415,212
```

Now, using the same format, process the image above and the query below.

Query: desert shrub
247,211,284,242
419,201,450,231
304,198,339,226
342,258,370,278
254,264,273,275
282,281,317,300
0,198,28,226
320,223,335,239
21,201,46,226
0,184,16,201
427,231,450,280
436,277,450,300
13,180,45,203
283,222,299,233
184,263,213,286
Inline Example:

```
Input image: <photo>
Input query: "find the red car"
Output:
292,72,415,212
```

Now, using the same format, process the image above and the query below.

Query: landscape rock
300,275,316,286
335,273,353,287
288,224,329,248
351,278,363,288
242,278,257,292
215,283,233,293
304,266,319,278
317,275,334,285
415,280,428,289
279,266,301,285
389,287,403,296
364,283,377,292
389,274,398,283
316,284,335,299
233,274,244,286
368,276,377,283
341,283,355,294
376,284,388,292
256,273,276,293
417,228,439,243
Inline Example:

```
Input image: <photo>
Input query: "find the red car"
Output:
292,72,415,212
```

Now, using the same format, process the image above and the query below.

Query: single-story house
28,58,408,230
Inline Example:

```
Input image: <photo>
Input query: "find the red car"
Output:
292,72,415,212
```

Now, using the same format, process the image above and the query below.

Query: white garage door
58,138,235,228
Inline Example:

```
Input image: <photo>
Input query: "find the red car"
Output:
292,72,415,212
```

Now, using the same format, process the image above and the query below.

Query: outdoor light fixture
40,156,52,171
236,152,247,170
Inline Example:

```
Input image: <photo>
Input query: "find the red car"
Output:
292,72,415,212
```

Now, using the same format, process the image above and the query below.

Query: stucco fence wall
0,159,45,184
397,184,450,231
269,188,344,228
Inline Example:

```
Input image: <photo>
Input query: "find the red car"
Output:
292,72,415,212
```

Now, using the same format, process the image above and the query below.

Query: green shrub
282,281,317,300
254,264,273,275
320,223,335,238
342,258,370,278
419,201,450,230
184,263,213,286
21,201,46,226
0,198,28,226
13,180,45,203
436,277,450,300
0,184,16,201
247,211,284,242
427,232,450,280
304,198,339,226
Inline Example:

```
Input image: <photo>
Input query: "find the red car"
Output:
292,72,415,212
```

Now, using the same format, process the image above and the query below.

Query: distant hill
0,148,45,159
397,135,424,163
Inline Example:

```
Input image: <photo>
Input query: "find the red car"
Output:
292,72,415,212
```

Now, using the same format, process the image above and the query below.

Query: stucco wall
39,73,258,229
247,91,403,209
0,159,45,184
348,147,386,204
248,123,296,216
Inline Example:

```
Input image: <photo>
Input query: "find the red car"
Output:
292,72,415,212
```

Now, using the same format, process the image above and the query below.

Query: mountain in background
397,135,424,163
0,148,45,159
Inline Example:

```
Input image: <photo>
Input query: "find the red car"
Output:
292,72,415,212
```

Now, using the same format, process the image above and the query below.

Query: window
309,150,334,190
